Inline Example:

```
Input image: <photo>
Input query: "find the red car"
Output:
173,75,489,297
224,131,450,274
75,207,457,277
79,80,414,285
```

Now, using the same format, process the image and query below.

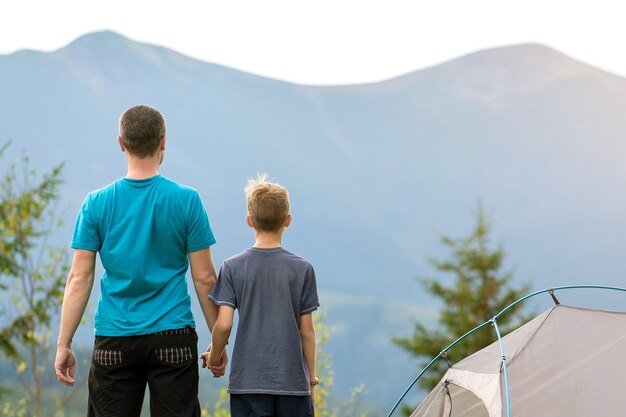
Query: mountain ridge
9,30,622,88
2,30,626,407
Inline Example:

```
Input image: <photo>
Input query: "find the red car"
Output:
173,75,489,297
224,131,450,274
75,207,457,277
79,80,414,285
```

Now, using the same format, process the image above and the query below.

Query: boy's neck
253,230,284,249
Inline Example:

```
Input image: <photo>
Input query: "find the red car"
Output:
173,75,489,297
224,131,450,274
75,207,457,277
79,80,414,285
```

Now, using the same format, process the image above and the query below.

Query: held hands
200,344,228,378
54,346,76,386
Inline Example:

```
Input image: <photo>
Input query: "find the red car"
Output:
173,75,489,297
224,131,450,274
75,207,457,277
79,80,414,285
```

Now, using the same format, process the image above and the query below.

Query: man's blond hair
245,174,290,232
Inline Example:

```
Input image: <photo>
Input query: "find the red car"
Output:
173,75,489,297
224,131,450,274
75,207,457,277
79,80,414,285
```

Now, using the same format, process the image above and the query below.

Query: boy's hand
209,349,228,377
309,376,319,405
199,344,228,377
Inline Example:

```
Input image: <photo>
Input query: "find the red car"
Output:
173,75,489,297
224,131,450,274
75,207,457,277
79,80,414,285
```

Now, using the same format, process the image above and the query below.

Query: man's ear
118,136,125,152
246,215,254,228
284,214,292,228
160,135,166,150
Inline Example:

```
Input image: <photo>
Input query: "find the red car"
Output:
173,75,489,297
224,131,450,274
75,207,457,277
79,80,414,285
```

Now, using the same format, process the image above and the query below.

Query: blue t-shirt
71,175,216,336
209,247,319,395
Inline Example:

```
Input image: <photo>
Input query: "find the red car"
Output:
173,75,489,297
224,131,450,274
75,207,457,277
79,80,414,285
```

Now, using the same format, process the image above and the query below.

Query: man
54,104,226,416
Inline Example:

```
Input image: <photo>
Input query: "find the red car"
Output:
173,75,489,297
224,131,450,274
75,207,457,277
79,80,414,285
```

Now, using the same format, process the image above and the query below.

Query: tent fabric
410,305,626,417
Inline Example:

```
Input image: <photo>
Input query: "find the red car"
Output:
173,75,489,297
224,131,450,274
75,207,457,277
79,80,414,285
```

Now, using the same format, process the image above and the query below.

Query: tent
408,304,626,417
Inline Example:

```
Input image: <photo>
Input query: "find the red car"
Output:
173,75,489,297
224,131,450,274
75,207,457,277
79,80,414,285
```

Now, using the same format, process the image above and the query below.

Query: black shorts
87,327,200,417
230,393,314,417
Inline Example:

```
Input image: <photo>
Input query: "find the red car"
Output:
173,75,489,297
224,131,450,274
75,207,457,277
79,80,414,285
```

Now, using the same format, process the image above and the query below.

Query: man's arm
299,313,317,402
188,247,218,331
189,247,228,376
55,249,96,386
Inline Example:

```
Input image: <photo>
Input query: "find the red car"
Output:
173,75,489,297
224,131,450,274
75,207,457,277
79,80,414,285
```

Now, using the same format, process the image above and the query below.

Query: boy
203,174,319,417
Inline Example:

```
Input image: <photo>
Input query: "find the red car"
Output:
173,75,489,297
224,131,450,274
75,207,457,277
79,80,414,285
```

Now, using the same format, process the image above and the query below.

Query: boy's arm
207,305,235,366
299,312,317,400
55,249,96,386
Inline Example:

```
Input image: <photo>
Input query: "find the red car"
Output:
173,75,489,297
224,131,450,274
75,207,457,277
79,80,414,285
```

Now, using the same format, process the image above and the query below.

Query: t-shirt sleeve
71,194,101,252
208,263,237,308
186,191,217,253
300,264,320,314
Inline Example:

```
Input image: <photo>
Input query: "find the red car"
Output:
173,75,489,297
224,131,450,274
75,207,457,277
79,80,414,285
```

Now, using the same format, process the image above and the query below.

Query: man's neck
253,230,284,249
125,155,161,179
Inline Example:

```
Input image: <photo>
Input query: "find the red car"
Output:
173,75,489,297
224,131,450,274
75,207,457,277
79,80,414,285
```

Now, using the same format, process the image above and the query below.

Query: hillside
2,31,626,406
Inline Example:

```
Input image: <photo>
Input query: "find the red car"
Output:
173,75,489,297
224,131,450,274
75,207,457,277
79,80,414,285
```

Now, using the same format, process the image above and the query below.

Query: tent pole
492,319,511,417
386,320,492,417
385,354,443,417
386,284,626,417
493,285,626,321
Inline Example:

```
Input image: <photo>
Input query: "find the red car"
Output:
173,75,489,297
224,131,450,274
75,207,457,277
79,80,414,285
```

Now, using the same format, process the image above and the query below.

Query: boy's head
118,105,166,158
245,174,291,232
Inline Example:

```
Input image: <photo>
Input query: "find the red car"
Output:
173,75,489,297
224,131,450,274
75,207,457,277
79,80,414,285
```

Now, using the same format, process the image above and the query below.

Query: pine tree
393,203,531,391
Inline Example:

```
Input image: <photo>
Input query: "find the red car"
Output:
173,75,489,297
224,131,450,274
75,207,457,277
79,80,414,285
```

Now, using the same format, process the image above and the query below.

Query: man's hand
199,344,228,378
55,249,95,387
54,346,76,386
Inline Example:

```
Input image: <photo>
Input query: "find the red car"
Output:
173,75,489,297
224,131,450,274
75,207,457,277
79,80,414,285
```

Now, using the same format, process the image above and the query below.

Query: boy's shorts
230,393,314,417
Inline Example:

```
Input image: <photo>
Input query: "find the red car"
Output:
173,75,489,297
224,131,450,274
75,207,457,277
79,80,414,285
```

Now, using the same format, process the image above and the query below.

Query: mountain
2,30,626,408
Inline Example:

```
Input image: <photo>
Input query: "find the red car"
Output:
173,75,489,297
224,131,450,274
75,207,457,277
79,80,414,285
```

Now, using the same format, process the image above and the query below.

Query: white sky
0,0,624,85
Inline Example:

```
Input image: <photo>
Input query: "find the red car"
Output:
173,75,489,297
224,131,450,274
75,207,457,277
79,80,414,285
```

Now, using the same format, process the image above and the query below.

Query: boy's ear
246,215,254,228
284,214,292,228
118,136,126,152
160,135,166,150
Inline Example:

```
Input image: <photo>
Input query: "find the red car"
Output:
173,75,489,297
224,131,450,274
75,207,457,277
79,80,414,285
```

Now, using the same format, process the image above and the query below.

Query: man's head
119,105,166,158
245,174,291,232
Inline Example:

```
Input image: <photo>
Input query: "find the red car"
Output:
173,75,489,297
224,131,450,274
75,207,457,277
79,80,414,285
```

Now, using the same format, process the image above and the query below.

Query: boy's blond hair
245,174,290,232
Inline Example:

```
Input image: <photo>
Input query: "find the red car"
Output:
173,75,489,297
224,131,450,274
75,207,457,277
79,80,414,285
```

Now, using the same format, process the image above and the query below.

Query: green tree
0,145,71,415
202,388,230,417
393,203,531,392
313,310,333,417
314,310,368,417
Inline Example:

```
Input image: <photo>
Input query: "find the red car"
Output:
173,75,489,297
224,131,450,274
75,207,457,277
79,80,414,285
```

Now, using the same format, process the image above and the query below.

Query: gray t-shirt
209,247,319,395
